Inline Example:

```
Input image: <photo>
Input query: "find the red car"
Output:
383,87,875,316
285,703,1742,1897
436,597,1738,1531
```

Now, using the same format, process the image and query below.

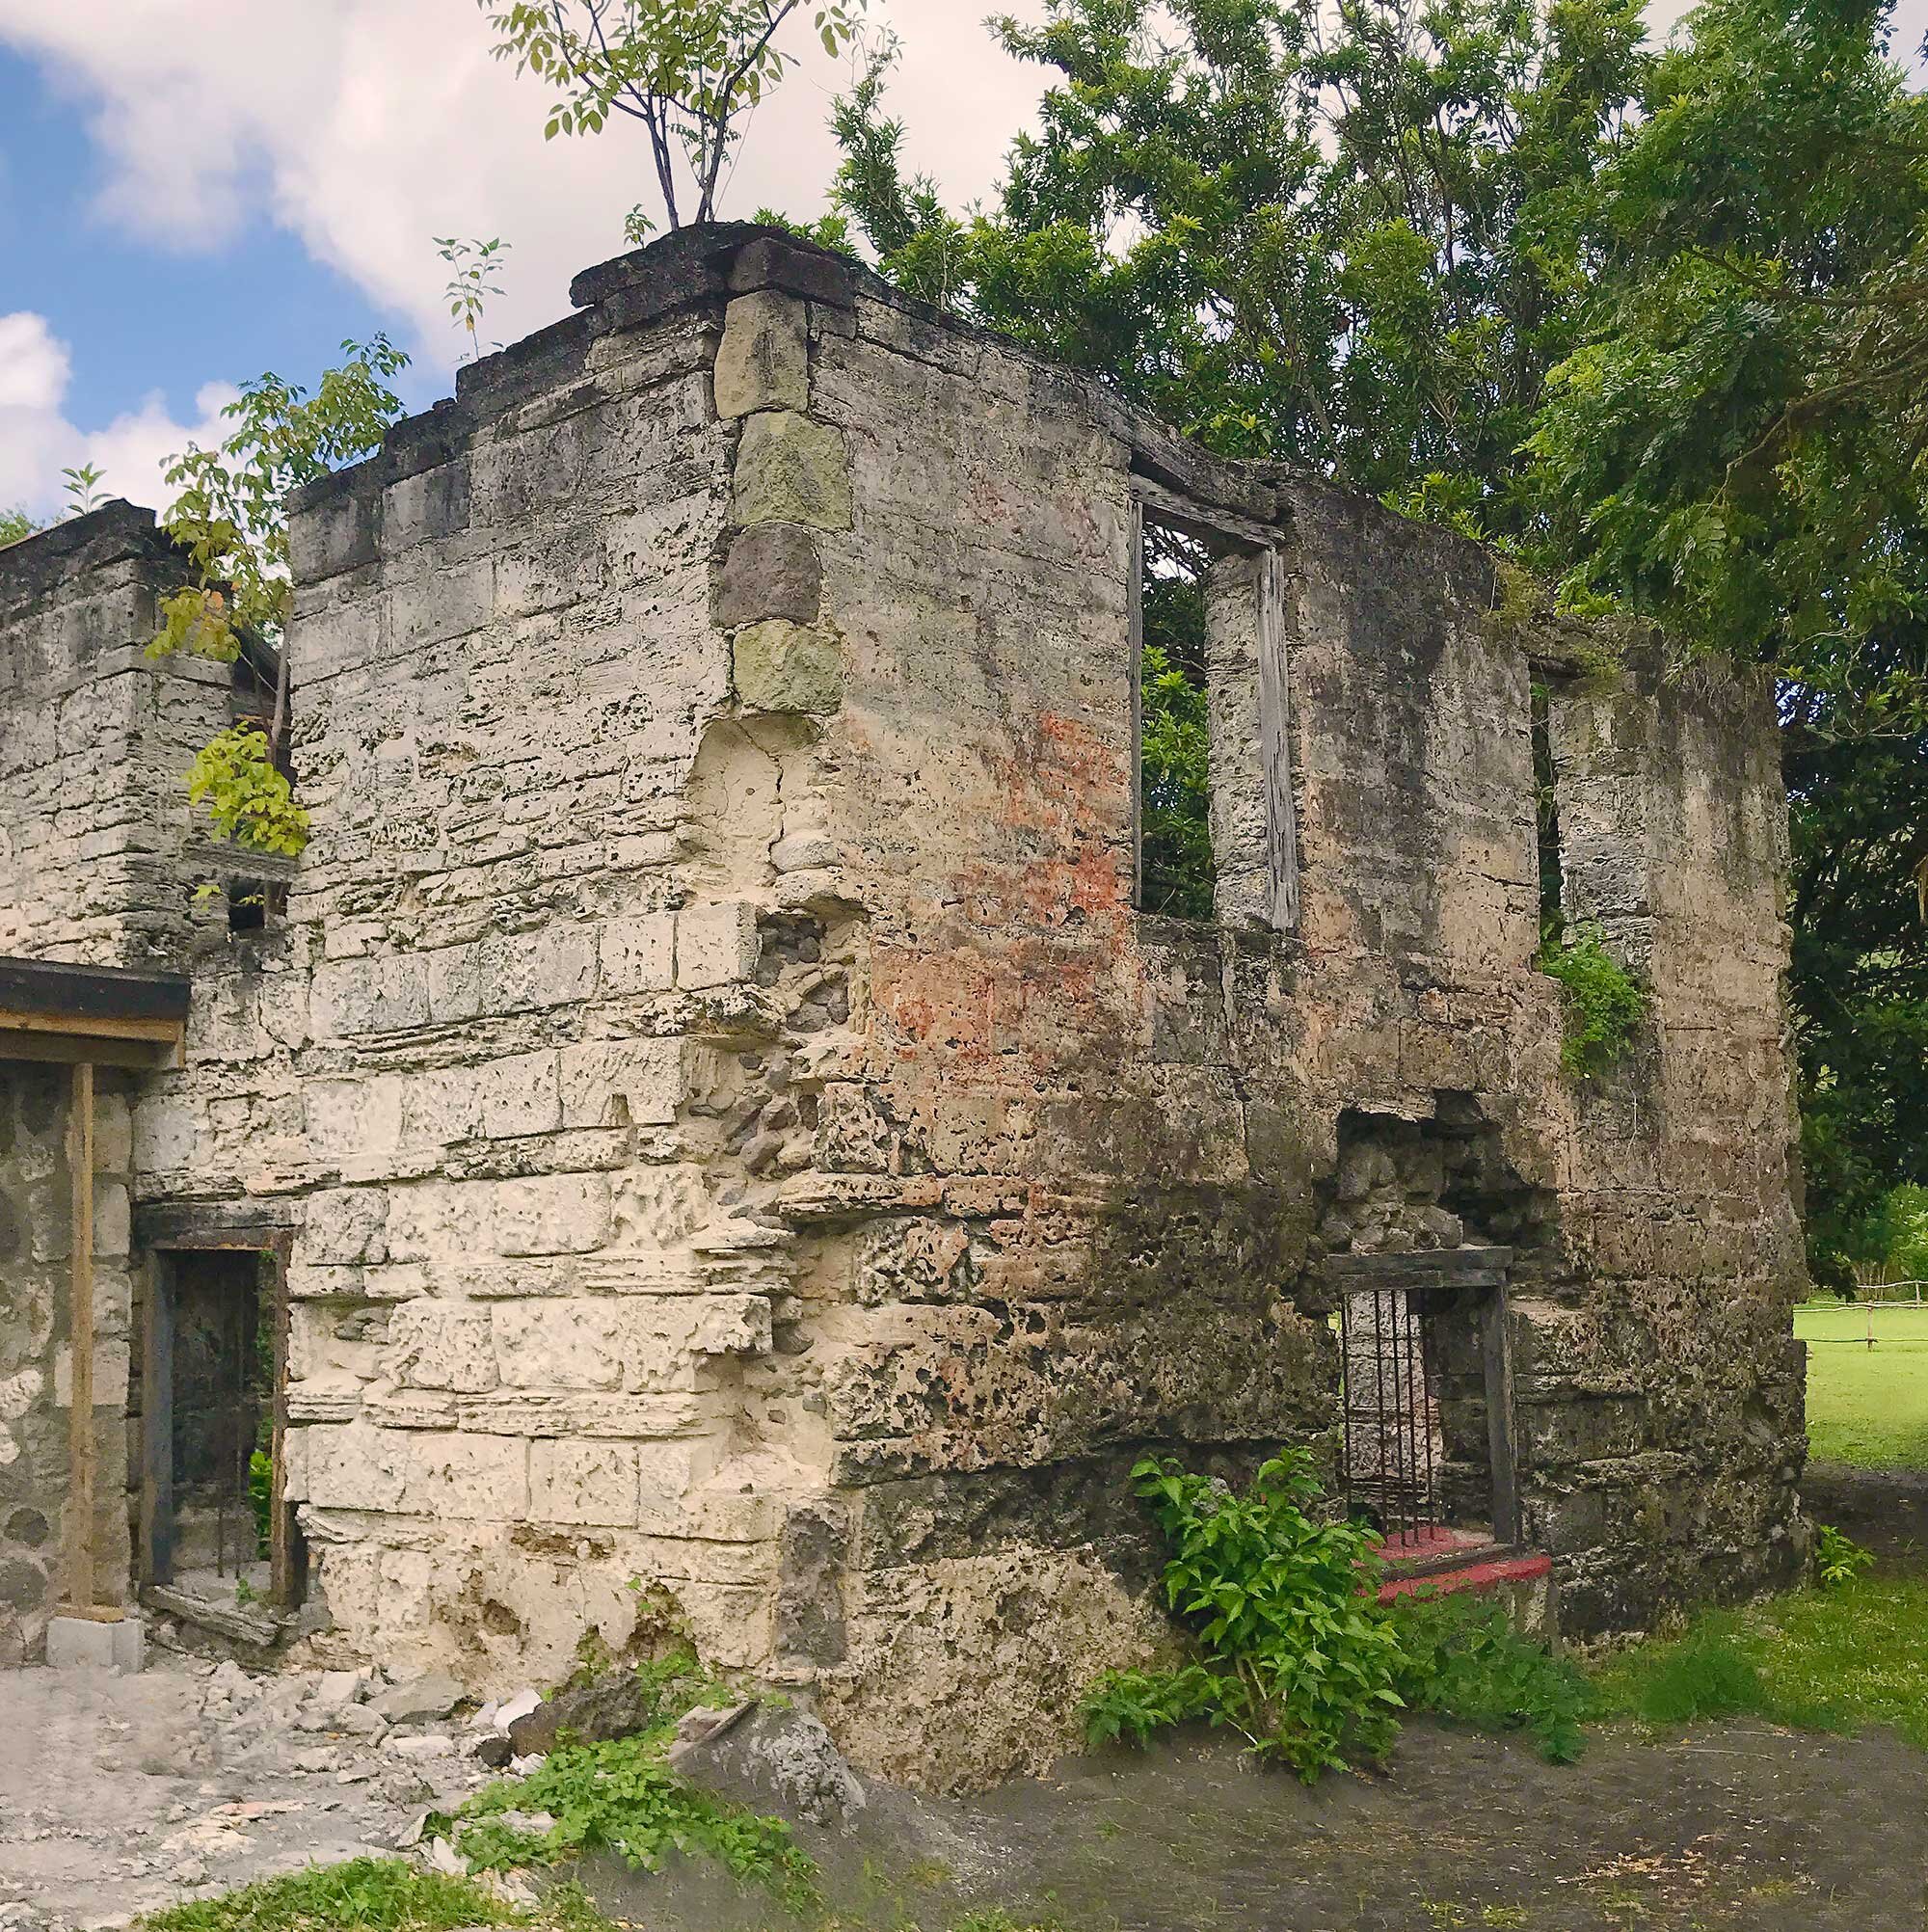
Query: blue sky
1,0,1920,521
0,49,404,434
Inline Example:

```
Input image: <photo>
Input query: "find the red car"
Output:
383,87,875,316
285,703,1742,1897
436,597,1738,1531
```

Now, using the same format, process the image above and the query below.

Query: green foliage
185,726,310,856
1085,1452,1406,1782
1138,564,1214,920
138,1858,521,1932
1084,1454,1594,1783
1536,922,1647,1078
154,335,407,660
61,462,106,517
1388,1592,1593,1763
1593,1566,1928,1750
0,506,40,546
438,1647,815,1910
1814,1522,1874,1591
249,1448,274,1560
437,235,512,364
481,0,865,229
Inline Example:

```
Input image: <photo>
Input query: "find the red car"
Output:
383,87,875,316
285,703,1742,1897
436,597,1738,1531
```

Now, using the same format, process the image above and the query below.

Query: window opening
1532,682,1564,937
1136,515,1216,920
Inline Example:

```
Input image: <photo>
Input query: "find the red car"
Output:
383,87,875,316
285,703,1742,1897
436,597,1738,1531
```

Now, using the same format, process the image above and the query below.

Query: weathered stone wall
0,228,1807,1791
0,508,229,1656
0,503,234,966
0,1064,137,1660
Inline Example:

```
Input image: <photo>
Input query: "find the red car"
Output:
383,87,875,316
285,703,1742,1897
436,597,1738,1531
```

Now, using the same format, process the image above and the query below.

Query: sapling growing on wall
480,0,866,231
438,234,513,364
151,337,409,860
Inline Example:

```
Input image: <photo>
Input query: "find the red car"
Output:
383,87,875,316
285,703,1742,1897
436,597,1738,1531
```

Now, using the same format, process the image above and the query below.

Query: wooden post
66,1060,96,1613
1257,547,1300,934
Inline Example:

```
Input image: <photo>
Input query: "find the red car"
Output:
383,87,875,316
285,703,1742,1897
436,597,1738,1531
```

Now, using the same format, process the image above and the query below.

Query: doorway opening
135,1244,295,1611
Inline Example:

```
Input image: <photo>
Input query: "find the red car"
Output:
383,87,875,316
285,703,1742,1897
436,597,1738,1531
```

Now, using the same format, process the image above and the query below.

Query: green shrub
1083,1452,1406,1781
1390,1592,1593,1762
1537,921,1647,1077
1084,1453,1595,1782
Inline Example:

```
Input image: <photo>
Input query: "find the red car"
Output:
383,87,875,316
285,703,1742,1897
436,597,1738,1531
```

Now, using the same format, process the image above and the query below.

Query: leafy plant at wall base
1086,1451,1406,1783
249,1449,274,1560
1389,1592,1593,1763
1814,1523,1874,1591
1537,923,1647,1078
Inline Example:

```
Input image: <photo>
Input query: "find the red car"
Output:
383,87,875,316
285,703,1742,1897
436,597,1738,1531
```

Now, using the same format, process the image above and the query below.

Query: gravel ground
0,1645,507,1932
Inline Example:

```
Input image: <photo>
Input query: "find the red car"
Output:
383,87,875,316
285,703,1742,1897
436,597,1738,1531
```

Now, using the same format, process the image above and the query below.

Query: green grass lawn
1593,1566,1928,1752
1795,1300,1928,1468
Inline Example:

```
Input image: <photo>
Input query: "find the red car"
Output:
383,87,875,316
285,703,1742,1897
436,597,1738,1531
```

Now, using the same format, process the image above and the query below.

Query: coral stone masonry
0,225,1808,1789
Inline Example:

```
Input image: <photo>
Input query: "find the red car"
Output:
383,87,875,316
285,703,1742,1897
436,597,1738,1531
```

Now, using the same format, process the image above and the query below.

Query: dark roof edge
0,955,193,1025
0,499,180,604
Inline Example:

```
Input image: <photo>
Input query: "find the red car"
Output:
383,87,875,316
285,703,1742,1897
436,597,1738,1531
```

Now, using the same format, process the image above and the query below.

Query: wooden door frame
135,1224,302,1610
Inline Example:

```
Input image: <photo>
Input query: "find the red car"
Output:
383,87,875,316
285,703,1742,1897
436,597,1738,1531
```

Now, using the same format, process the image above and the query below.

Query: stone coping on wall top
0,954,192,1026
0,497,180,605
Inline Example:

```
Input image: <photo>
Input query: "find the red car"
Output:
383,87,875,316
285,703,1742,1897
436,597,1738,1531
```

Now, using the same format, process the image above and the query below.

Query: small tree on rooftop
150,336,409,860
480,0,867,233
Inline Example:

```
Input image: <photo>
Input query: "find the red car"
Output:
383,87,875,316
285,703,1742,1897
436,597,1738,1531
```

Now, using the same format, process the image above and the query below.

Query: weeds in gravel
1593,1566,1928,1749
432,1647,816,1911
139,1858,524,1932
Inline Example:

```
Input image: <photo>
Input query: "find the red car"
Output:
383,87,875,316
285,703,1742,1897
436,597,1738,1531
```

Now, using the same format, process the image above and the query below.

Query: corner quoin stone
733,412,852,531
734,619,844,715
715,523,823,630
713,290,810,419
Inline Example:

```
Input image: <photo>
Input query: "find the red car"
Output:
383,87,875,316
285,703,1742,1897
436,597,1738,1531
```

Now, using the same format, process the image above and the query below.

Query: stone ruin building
0,224,1808,1789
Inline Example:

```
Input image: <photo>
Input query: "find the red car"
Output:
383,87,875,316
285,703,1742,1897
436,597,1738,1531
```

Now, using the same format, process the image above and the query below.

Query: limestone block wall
0,503,235,966
0,228,1806,1792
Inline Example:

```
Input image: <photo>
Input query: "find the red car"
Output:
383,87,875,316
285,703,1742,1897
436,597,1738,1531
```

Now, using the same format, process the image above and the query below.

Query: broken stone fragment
503,1669,662,1758
366,1670,464,1724
666,1702,866,1828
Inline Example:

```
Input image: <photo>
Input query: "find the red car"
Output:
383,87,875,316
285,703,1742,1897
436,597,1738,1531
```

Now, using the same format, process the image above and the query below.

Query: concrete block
46,1613,144,1673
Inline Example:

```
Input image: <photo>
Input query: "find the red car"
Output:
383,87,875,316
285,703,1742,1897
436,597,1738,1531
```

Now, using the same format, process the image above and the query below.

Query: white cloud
0,312,233,519
0,1,1051,388
0,311,70,411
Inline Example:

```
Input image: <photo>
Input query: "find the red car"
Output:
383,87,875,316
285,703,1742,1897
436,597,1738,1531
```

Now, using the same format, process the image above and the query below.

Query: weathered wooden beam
65,1060,95,1613
0,1026,182,1070
1257,547,1300,933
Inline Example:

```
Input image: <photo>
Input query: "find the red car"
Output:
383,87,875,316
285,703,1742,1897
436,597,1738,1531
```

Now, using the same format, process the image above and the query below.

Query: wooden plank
0,955,190,1025
65,1060,95,1613
1484,1286,1521,1546
266,1238,298,1610
139,1252,175,1586
1129,495,1145,913
0,1006,183,1044
0,1027,181,1070
135,1200,295,1250
1130,472,1277,550
1256,547,1300,933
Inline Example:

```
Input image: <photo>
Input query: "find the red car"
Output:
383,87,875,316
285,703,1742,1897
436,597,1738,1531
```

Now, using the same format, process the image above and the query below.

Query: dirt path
589,1718,1928,1932
0,1653,495,1931
1,1651,1922,1932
